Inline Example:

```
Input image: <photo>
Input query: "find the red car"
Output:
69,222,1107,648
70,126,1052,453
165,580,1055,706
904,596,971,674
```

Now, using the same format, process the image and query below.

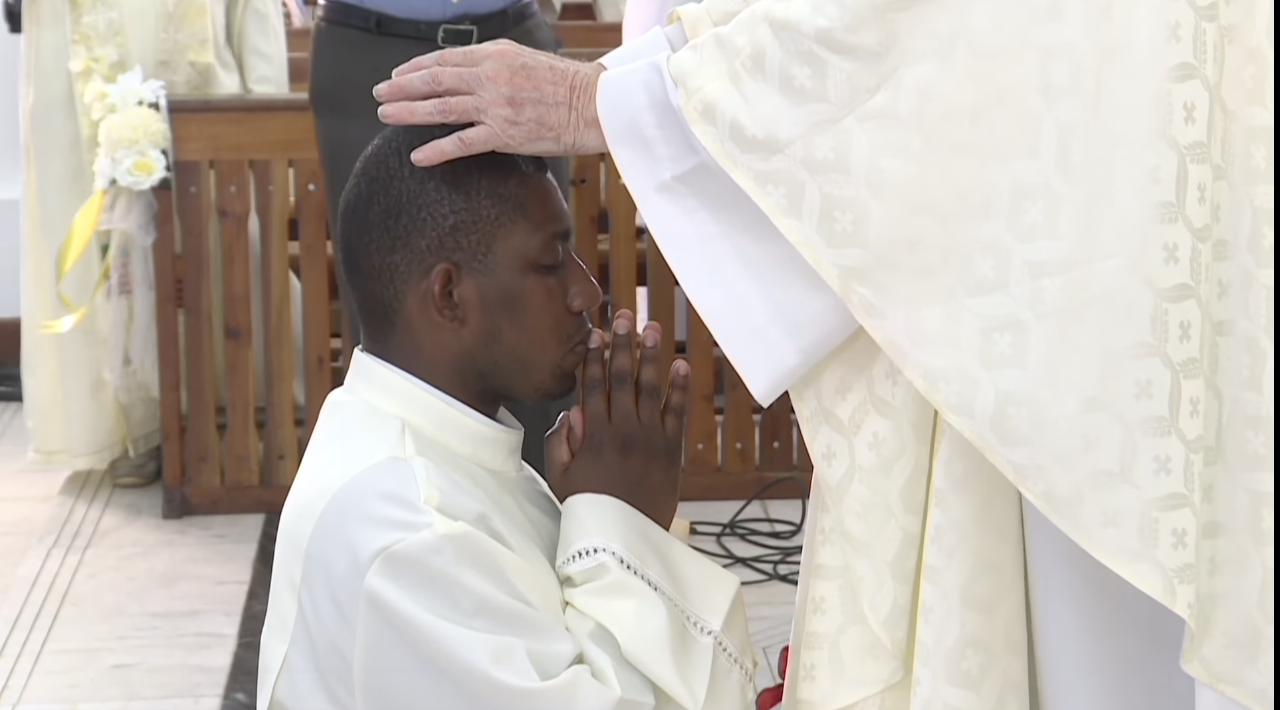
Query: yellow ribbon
41,189,111,334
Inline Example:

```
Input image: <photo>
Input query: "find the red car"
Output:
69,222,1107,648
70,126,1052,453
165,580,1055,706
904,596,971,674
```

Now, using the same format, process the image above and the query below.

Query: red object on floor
756,645,789,710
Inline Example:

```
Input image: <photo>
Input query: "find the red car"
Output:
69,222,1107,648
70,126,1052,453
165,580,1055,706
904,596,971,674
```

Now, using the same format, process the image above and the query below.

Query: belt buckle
437,23,478,47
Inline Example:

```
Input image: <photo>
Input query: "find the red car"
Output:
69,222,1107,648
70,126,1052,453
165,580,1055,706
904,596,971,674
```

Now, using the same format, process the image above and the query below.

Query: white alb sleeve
596,27,860,405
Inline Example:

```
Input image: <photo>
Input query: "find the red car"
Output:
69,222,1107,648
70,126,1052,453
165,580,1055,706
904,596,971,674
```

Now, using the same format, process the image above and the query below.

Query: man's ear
422,261,467,327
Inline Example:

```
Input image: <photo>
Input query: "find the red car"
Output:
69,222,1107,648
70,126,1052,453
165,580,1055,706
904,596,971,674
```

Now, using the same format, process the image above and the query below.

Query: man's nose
567,256,603,314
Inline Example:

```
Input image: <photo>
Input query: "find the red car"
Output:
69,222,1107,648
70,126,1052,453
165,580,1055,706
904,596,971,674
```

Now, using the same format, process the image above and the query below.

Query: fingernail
614,317,631,335
588,330,604,348
674,360,690,376
372,82,387,99
376,105,388,120
643,329,659,348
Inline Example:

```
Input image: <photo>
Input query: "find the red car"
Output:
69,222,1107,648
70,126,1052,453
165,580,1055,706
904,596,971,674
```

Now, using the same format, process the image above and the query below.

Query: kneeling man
257,125,755,710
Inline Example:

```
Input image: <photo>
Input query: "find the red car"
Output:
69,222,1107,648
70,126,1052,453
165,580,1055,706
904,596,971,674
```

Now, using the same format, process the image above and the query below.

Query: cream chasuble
20,0,303,470
258,349,757,710
597,1,1274,709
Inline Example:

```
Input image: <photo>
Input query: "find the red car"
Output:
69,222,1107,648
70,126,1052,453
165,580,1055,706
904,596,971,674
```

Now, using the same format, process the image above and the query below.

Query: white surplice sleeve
556,494,755,709
226,0,289,93
596,27,860,406
355,492,754,710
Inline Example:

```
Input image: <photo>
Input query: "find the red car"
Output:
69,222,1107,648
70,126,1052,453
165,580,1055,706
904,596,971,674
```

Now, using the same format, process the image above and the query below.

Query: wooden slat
215,161,260,487
287,26,311,53
288,53,311,92
253,159,300,486
644,234,676,375
571,155,603,326
181,486,292,516
605,158,637,315
152,186,186,519
681,473,810,501
294,159,332,445
797,421,814,473
553,21,619,48
683,306,718,472
758,394,795,472
173,162,222,489
168,95,318,162
721,365,756,474
556,4,597,21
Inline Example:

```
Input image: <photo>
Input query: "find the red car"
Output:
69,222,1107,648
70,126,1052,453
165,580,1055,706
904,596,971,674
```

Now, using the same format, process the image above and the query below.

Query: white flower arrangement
85,66,171,191
41,63,171,411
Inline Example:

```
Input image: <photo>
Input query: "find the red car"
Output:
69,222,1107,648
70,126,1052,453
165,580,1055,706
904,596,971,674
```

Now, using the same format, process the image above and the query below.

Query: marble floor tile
677,499,771,524
0,407,73,504
761,498,806,527
87,485,263,550
7,483,260,705
0,497,58,565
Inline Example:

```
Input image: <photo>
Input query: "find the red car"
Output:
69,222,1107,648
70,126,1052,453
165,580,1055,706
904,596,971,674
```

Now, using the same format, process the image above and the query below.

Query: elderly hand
372,40,608,167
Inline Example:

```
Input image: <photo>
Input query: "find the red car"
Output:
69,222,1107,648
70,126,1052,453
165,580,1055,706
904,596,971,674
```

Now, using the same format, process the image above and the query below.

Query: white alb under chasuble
257,349,757,710
597,1,1273,710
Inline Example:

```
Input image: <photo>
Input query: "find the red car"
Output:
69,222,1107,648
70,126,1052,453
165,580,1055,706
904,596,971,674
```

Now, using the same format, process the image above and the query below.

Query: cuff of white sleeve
596,51,860,405
557,493,741,628
600,25,675,69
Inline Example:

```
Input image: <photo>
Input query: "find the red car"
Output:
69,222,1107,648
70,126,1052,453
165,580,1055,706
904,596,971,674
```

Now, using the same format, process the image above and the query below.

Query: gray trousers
310,14,572,475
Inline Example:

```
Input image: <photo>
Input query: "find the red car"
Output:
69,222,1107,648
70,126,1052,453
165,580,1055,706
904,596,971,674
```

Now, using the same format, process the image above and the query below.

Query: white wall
0,32,21,319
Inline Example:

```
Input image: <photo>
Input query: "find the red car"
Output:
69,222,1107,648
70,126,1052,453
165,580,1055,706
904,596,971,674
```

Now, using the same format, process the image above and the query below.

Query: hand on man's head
373,40,608,167
544,310,689,530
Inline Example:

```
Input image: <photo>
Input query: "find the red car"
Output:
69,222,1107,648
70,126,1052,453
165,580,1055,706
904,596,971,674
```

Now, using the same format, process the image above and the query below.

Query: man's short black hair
336,125,551,343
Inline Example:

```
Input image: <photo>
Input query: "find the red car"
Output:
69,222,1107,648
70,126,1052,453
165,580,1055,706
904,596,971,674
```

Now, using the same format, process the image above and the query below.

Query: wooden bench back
285,21,619,92
287,27,311,91
155,23,812,516
154,94,333,518
556,21,620,61
575,155,813,500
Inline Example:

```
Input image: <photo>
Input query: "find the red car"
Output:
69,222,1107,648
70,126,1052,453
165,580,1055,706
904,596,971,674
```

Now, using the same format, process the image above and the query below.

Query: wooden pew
153,20,810,518
154,94,334,518
287,27,311,91
572,155,814,501
554,21,814,499
556,21,620,61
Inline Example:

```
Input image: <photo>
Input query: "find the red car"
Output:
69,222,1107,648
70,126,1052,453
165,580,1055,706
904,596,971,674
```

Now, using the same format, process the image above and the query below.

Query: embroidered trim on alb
557,542,754,683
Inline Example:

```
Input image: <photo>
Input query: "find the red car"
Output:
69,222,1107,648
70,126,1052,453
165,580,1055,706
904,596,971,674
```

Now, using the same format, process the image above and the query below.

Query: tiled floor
0,402,801,708
0,404,262,710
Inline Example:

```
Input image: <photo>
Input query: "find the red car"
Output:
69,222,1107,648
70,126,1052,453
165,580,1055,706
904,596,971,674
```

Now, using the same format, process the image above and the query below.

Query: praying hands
545,310,689,530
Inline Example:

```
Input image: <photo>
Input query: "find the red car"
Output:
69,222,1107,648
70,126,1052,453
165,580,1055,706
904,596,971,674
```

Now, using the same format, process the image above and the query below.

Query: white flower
83,79,113,122
111,148,169,191
105,66,166,111
68,43,120,79
97,105,171,157
92,154,115,191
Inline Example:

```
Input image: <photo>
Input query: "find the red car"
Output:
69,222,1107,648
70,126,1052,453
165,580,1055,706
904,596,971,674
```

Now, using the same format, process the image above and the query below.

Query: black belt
316,0,538,46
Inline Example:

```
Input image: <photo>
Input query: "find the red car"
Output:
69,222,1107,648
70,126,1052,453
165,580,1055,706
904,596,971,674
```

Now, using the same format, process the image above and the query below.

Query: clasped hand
545,310,688,530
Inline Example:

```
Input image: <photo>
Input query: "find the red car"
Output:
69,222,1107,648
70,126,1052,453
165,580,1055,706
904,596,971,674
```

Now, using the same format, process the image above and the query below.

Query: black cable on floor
687,476,807,586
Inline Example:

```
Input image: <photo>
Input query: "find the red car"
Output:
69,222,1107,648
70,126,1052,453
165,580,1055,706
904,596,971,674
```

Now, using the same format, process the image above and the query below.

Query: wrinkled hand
372,40,608,167
545,310,689,529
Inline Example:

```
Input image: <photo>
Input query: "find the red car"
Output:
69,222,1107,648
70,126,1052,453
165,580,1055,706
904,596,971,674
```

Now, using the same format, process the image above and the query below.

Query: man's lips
569,329,592,356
